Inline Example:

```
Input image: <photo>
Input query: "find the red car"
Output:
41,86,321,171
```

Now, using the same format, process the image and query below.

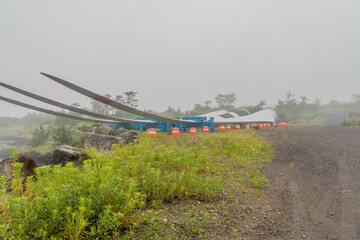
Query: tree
313,98,321,105
285,90,296,105
299,96,309,106
51,125,84,147
257,99,266,109
215,94,236,108
115,95,125,104
71,102,81,108
204,100,212,108
27,125,50,146
90,94,112,115
353,94,360,104
162,106,183,118
123,91,138,108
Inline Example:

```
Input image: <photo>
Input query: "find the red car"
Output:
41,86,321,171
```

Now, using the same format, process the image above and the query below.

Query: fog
0,0,359,117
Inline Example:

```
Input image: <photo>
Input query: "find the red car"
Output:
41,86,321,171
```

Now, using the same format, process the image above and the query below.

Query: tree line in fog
1,91,360,126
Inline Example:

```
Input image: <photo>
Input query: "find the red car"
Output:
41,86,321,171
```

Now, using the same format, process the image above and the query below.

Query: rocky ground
259,125,360,239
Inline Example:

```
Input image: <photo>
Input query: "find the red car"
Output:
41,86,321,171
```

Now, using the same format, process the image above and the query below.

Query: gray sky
0,0,359,117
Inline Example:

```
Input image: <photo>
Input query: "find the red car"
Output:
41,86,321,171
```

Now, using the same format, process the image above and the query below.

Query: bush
344,117,360,126
27,125,50,146
51,125,84,147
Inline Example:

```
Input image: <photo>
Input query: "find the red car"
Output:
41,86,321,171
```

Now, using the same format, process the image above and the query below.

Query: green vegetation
344,116,360,126
0,116,87,155
0,131,272,239
27,125,50,147
51,125,84,147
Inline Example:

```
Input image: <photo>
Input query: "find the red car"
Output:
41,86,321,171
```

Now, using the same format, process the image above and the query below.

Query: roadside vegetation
344,116,360,126
0,130,273,239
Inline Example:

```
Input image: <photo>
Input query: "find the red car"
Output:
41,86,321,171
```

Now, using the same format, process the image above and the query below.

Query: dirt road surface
263,125,360,240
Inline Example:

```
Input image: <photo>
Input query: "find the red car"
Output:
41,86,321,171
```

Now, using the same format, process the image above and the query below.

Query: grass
0,130,273,239
18,139,54,155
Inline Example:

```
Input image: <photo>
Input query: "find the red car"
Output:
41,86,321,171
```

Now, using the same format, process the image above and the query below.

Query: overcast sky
0,0,359,117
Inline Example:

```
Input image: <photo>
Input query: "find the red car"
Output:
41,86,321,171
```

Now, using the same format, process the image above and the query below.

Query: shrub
51,125,84,147
27,125,50,146
344,117,360,126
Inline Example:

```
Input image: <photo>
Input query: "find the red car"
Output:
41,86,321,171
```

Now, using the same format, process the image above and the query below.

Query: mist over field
0,0,359,117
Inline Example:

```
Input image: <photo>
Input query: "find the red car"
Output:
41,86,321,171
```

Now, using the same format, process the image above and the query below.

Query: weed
283,133,288,141
232,228,238,237
9,147,18,163
289,162,295,170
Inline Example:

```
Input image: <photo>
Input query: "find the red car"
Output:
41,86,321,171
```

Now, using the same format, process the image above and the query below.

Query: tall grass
0,131,272,239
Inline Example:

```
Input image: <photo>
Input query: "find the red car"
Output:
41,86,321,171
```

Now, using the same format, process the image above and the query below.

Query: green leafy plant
9,147,18,163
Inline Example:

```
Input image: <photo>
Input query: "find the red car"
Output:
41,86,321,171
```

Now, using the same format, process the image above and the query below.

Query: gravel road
263,125,360,240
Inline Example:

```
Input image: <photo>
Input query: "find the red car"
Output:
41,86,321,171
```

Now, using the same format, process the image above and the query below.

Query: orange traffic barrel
172,128,180,137
253,123,257,129
267,123,271,128
273,122,277,127
284,122,288,127
259,123,263,129
190,127,197,135
219,125,225,132
203,126,209,134
245,124,250,129
235,124,240,131
148,128,156,139
226,124,232,131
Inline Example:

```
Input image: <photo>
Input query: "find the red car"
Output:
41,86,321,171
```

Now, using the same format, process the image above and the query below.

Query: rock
83,132,127,150
78,126,97,133
118,131,138,143
23,151,53,166
53,145,88,166
76,127,138,150
0,154,37,182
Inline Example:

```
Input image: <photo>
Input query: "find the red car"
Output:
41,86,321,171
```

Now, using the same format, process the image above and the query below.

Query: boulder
76,128,138,151
53,145,88,166
0,154,37,182
82,132,128,150
118,130,138,143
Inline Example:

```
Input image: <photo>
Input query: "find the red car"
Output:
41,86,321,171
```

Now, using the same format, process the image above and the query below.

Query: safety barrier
172,128,180,137
219,125,225,132
148,128,156,139
203,126,209,133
